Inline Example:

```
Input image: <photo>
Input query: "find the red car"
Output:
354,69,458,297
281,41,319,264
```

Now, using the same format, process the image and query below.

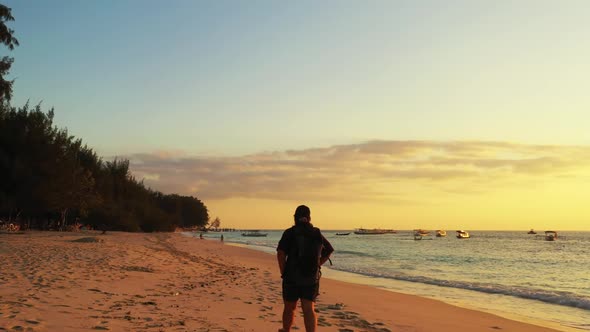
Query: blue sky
8,1,590,157
4,1,590,229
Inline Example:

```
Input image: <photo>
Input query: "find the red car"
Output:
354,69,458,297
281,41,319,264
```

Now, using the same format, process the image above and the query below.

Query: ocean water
191,230,590,331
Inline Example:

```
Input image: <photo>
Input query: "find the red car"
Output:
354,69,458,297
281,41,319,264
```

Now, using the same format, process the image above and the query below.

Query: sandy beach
0,231,559,332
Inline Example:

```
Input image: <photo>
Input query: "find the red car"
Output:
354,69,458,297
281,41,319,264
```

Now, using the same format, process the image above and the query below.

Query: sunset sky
7,1,590,230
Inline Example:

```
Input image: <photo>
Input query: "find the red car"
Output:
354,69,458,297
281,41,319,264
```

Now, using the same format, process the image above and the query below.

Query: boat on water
413,229,430,240
456,230,470,239
241,230,268,237
528,229,537,234
534,231,566,241
435,230,447,237
544,231,557,241
335,232,350,236
353,228,397,235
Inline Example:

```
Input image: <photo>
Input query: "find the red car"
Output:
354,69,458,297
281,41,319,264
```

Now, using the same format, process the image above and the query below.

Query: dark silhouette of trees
0,4,19,102
0,103,210,232
209,217,221,231
0,3,209,232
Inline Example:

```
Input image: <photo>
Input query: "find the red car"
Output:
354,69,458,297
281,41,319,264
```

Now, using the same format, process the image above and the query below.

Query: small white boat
456,230,470,239
241,230,268,237
435,230,447,237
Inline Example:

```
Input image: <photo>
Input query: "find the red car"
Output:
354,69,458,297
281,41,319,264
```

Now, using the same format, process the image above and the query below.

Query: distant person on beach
276,205,334,332
199,232,203,239
220,234,224,242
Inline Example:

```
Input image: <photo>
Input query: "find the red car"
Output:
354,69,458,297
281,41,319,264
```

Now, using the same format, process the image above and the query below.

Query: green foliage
0,103,210,231
0,4,19,102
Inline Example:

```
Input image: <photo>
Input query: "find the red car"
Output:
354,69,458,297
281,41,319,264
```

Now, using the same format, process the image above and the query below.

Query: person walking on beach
277,205,334,332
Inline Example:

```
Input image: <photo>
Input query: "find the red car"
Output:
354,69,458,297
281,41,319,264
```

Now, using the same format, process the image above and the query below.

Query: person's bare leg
301,299,317,332
282,300,298,331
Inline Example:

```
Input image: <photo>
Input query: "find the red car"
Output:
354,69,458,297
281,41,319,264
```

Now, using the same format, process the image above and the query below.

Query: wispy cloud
125,141,590,201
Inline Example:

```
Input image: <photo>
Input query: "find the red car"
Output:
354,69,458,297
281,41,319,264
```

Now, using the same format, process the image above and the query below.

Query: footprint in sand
318,317,332,327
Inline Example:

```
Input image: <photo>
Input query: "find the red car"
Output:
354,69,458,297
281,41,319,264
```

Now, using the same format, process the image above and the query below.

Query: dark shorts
282,280,319,302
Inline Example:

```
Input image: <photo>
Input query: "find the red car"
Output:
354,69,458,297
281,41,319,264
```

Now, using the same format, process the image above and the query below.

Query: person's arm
276,229,291,277
277,249,287,277
319,234,334,266
319,254,331,266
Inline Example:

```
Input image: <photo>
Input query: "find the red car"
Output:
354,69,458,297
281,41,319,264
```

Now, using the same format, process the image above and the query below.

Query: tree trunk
60,208,68,231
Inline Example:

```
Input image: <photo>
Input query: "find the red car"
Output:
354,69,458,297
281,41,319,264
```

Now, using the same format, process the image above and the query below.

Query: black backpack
285,225,323,286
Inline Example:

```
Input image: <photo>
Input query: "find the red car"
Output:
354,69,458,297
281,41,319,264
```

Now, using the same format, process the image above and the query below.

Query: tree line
0,103,210,232
0,4,210,232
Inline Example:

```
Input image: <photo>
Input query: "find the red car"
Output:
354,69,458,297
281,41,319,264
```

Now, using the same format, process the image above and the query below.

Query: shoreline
318,267,579,332
215,230,589,332
223,236,577,332
1,231,561,331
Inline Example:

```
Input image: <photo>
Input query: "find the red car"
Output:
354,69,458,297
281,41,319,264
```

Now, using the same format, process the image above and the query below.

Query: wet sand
0,231,559,331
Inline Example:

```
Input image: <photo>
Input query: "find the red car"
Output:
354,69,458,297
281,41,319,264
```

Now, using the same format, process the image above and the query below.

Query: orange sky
130,140,590,230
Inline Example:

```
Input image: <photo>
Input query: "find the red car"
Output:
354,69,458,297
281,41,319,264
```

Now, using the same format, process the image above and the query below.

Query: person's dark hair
293,205,311,225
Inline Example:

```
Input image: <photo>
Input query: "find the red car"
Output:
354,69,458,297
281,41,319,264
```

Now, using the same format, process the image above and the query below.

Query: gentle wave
185,229,590,331
334,250,373,257
331,266,590,311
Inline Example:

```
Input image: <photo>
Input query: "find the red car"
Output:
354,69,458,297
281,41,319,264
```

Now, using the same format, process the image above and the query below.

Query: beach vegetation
0,3,18,102
0,3,209,232
209,216,221,231
0,102,210,232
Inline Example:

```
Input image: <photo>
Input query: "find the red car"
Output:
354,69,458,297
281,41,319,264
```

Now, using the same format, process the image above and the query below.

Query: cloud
125,141,590,201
